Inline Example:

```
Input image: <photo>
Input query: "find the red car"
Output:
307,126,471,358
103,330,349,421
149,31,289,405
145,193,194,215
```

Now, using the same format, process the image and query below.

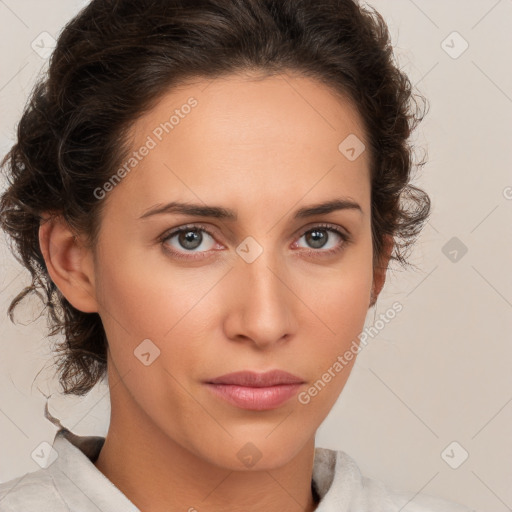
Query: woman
0,0,474,510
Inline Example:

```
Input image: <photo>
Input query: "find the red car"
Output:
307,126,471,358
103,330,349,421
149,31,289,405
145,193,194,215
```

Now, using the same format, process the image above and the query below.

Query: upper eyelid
162,222,348,245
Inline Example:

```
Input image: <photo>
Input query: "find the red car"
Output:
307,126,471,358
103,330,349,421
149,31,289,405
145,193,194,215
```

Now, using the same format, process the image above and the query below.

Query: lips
206,370,305,387
204,370,305,411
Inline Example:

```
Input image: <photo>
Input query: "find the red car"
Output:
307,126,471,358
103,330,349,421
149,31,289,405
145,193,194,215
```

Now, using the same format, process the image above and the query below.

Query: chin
197,430,313,472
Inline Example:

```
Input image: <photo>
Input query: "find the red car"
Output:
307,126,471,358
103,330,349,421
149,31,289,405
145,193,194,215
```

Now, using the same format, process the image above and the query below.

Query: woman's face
89,72,382,470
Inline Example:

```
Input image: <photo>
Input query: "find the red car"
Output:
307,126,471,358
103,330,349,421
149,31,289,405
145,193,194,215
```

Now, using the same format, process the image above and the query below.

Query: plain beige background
0,1,511,510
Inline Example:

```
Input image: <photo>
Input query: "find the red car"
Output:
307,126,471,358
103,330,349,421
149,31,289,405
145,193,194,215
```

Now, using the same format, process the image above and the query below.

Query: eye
294,224,350,256
159,222,351,261
160,224,219,259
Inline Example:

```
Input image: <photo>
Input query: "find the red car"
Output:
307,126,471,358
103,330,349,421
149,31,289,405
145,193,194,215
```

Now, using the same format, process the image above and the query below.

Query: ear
369,234,394,308
38,213,99,313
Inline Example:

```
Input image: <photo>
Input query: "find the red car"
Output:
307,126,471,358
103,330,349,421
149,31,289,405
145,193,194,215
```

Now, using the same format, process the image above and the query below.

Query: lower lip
205,383,302,410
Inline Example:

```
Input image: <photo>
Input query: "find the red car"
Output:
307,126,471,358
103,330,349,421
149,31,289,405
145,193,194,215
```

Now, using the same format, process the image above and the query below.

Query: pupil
180,230,202,250
307,229,327,249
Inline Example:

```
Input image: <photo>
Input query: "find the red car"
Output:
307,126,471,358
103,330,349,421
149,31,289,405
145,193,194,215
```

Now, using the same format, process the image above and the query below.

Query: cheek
302,236,374,327
295,274,373,420
295,236,374,378
93,241,224,398
94,235,207,338
93,248,203,412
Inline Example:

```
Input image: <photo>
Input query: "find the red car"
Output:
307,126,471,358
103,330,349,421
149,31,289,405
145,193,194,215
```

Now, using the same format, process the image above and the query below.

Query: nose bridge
227,242,296,347
246,251,286,306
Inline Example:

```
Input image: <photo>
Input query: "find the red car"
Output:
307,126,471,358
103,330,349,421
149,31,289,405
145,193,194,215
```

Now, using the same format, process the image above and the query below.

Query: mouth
204,370,305,411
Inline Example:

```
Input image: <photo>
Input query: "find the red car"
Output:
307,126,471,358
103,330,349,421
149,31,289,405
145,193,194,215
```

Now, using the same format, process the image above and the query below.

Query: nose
222,251,298,350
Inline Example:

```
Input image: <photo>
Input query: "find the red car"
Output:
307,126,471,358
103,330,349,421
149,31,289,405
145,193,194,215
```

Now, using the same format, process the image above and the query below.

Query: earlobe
369,234,394,308
38,214,99,313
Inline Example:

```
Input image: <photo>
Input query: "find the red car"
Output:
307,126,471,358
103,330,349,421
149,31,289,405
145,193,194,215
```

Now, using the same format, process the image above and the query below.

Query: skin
39,71,393,512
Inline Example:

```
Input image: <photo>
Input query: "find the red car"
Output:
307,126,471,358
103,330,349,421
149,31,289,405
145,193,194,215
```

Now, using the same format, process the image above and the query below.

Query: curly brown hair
0,0,430,397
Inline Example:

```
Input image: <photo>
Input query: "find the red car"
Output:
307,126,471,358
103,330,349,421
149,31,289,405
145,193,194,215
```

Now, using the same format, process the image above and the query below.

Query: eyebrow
139,198,362,221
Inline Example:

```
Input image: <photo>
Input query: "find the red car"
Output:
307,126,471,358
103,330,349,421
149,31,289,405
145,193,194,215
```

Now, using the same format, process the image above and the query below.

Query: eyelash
158,223,351,261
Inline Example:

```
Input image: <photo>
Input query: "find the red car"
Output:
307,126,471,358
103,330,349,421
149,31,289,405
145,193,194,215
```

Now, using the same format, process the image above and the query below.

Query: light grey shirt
0,429,475,511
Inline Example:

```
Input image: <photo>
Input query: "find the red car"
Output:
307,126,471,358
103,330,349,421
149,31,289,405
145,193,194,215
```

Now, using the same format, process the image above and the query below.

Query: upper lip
206,370,305,387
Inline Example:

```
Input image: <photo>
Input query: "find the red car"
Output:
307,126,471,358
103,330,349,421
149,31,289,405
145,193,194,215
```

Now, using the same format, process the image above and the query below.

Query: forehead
107,72,371,219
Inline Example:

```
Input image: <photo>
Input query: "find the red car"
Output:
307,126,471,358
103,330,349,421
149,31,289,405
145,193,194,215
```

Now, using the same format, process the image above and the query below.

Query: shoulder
0,469,68,512
356,470,474,512
376,478,476,512
314,447,476,512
